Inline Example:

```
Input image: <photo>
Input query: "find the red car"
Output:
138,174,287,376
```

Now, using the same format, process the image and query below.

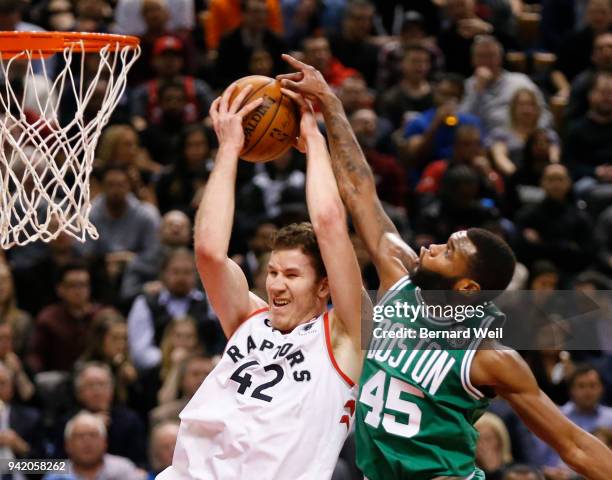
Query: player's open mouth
419,247,429,260
273,299,290,308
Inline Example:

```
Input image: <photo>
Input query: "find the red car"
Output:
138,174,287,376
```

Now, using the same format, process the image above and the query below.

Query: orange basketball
227,75,300,163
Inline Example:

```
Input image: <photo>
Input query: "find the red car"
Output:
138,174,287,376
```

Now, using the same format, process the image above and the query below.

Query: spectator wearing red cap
130,34,214,133
128,0,197,86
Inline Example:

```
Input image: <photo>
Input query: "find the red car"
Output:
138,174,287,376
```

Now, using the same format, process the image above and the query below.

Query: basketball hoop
0,31,140,249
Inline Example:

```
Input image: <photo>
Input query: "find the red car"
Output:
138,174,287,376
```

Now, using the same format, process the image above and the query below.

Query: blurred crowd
0,0,610,478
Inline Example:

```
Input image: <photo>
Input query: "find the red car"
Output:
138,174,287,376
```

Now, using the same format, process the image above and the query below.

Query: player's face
266,249,328,332
417,231,474,289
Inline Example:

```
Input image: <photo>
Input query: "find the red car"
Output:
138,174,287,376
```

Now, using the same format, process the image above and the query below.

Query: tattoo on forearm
323,104,396,235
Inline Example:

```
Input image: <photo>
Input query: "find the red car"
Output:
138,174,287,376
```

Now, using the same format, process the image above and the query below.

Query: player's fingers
209,97,220,123
229,85,252,114
281,53,309,70
279,79,301,91
220,83,237,113
280,87,307,110
276,72,303,82
238,97,264,117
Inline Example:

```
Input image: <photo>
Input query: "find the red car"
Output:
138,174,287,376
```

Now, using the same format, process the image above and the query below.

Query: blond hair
476,412,513,464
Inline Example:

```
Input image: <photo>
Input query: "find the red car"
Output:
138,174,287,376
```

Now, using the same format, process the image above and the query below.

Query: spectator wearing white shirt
127,248,223,371
460,35,552,134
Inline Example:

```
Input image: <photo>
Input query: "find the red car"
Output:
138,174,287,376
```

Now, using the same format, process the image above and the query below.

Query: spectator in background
564,72,612,185
215,0,287,88
401,73,482,166
155,125,210,216
236,150,306,228
437,0,501,78
127,248,223,371
328,0,379,87
377,10,442,91
460,35,552,134
54,363,146,466
516,164,593,273
280,0,319,50
205,0,283,53
156,317,203,405
528,365,612,473
45,412,146,480
248,47,275,77
378,45,434,129
415,164,500,244
83,167,161,284
139,80,197,166
0,361,42,460
128,0,197,85
10,222,84,316
475,412,514,480
113,0,194,36
94,124,160,203
147,421,179,479
27,262,101,373
566,32,612,121
121,210,192,304
350,108,408,209
416,124,503,199
301,35,357,88
555,0,612,83
149,353,214,426
0,324,34,403
79,309,139,406
336,75,375,117
504,129,554,214
130,35,214,131
0,263,31,356
487,88,560,176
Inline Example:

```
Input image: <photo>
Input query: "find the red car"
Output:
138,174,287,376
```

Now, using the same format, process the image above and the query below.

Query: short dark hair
502,464,544,480
270,222,326,279
56,261,89,286
402,44,431,61
466,228,516,294
433,72,465,96
160,247,194,273
568,363,601,388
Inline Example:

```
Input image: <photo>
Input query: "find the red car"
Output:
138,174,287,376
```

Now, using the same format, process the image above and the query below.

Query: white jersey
157,308,358,480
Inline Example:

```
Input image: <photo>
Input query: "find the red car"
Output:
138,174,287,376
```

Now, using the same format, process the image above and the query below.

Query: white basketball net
0,37,140,248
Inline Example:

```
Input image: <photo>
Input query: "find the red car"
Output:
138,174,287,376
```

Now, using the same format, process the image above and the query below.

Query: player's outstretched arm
194,85,267,338
278,55,418,291
285,89,364,353
472,347,612,479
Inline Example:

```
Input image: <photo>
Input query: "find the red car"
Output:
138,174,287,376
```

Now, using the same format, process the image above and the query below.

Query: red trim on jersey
243,307,269,322
324,311,356,387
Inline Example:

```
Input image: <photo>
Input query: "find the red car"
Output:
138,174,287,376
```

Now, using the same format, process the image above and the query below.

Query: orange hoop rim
0,31,140,57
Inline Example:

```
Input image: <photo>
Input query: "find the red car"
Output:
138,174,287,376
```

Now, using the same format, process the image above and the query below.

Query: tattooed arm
278,55,417,290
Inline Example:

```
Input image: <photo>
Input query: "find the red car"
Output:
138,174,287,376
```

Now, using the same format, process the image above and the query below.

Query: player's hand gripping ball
225,75,300,163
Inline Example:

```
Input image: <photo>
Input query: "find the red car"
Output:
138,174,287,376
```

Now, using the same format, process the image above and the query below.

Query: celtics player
279,55,612,480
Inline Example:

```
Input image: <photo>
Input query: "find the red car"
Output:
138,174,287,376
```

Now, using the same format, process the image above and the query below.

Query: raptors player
157,85,365,479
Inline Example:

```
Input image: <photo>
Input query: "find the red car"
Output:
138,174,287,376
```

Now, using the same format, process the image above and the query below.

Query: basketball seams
241,88,284,159
239,78,274,108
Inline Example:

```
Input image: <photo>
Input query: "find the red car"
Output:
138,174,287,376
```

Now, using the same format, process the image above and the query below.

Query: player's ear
317,276,330,299
453,278,480,292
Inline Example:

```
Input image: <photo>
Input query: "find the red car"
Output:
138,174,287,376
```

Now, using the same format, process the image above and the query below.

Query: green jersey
356,275,504,480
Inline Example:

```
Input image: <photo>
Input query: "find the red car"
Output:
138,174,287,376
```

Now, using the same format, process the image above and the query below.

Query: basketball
227,75,299,163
